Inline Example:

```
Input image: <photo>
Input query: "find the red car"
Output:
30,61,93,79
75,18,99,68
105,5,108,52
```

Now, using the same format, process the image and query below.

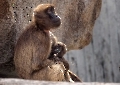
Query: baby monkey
49,33,82,82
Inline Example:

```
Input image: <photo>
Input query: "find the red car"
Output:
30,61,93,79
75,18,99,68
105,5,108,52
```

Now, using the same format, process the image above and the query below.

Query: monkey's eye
46,6,55,14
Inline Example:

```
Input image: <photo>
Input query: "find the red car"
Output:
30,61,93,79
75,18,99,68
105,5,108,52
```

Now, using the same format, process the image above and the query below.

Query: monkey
49,44,82,82
14,4,67,81
14,4,81,82
48,33,82,82
48,44,82,82
48,33,69,70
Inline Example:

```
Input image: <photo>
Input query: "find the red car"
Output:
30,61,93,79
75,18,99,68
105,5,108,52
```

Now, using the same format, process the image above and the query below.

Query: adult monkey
14,4,81,82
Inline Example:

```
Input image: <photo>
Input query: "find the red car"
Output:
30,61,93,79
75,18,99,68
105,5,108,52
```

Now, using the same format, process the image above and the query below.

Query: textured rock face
0,0,101,77
0,79,119,85
0,0,16,77
54,0,102,50
12,0,102,50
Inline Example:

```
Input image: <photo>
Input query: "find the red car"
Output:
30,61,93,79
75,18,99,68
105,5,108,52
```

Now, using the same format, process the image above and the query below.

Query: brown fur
49,33,82,82
49,32,69,70
14,4,81,82
14,4,65,81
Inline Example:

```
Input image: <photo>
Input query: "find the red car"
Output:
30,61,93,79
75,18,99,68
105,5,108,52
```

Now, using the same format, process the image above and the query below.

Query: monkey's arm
50,31,57,46
31,56,54,71
49,32,68,69
59,57,69,70
31,34,55,71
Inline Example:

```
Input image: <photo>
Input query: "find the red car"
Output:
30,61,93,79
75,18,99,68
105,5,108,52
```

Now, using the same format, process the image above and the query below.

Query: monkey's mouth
54,20,61,27
52,15,61,22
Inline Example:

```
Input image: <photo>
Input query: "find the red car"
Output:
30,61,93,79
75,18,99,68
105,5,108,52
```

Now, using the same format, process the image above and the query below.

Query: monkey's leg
63,70,74,82
68,70,82,82
59,57,69,70
32,62,66,81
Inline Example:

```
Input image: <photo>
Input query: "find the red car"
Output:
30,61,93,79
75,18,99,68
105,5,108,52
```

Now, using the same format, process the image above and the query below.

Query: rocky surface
0,0,101,79
0,79,119,85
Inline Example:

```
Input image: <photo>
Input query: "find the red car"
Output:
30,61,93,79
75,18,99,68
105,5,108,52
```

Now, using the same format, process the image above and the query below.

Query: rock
0,0,101,78
0,79,119,85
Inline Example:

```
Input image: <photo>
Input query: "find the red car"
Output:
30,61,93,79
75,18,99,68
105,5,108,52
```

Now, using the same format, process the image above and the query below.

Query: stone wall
65,0,120,82
0,0,102,81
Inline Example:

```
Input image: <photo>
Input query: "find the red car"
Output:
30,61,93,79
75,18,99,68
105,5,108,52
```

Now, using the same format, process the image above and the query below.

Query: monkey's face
33,4,61,30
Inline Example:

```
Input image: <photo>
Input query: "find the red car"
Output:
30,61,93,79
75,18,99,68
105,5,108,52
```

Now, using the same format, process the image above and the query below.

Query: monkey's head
33,4,61,30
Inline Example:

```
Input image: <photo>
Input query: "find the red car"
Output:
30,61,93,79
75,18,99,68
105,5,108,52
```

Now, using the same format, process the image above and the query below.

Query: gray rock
0,0,101,78
0,79,119,85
